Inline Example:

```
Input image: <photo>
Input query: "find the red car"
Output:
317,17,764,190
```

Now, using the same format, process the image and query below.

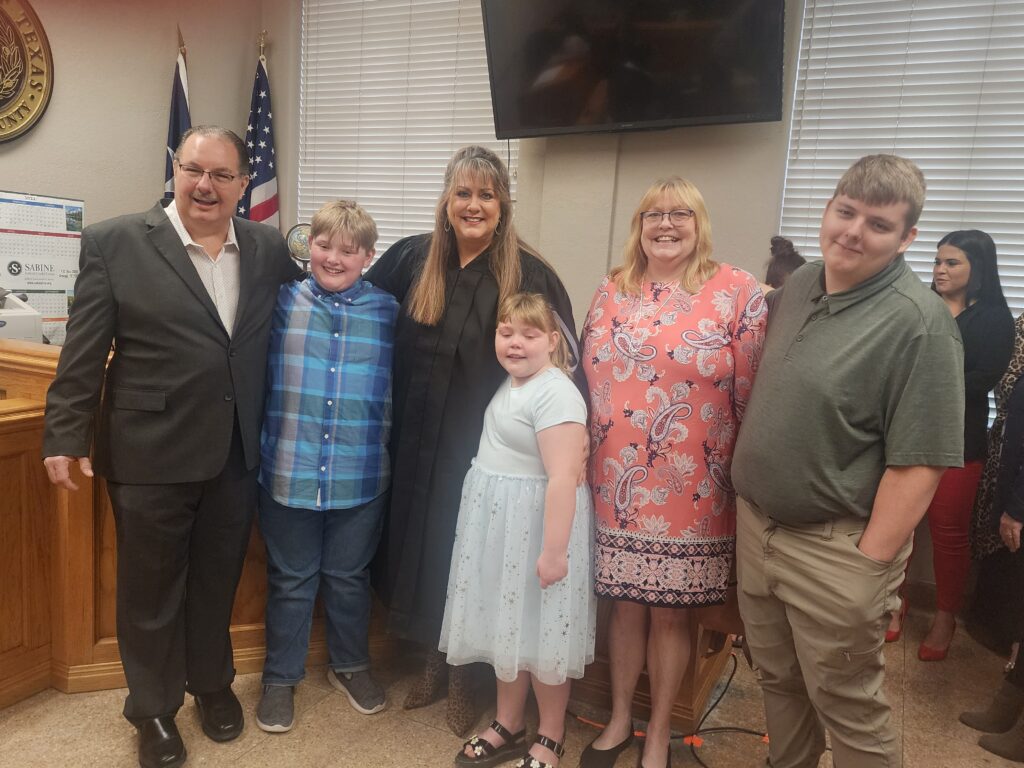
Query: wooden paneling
0,399,53,709
0,454,25,653
94,487,117,641
49,469,101,676
0,341,61,401
231,525,270,625
571,602,732,733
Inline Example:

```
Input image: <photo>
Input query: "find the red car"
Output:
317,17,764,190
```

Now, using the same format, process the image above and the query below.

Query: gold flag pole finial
258,30,268,59
177,25,186,58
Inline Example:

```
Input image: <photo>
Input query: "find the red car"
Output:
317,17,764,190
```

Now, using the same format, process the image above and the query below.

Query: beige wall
259,0,302,231
515,0,805,327
0,0,300,227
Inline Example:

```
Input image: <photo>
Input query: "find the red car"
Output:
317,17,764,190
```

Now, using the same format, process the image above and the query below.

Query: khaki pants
736,497,911,768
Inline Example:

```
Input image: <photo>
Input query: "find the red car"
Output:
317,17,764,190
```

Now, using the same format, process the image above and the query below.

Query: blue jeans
258,487,385,685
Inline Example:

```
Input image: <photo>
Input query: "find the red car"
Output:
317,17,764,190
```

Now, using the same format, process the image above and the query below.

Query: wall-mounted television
480,0,785,139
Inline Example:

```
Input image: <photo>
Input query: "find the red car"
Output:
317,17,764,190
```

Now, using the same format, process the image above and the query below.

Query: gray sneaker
256,684,294,733
327,668,386,714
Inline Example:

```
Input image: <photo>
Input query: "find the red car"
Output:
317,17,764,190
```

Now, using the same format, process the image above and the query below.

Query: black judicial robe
366,233,581,645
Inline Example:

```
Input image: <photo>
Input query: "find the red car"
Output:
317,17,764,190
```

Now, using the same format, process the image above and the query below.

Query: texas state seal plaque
0,0,54,143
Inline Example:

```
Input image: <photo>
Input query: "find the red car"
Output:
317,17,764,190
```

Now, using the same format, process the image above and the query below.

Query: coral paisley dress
582,264,766,607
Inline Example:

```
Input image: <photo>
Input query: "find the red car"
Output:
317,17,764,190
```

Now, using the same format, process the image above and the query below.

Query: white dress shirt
164,202,241,337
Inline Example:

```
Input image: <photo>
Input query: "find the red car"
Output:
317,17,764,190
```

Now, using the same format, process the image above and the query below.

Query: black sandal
513,734,566,768
455,719,526,767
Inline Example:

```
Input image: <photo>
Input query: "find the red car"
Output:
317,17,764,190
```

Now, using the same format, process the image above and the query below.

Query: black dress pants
106,420,257,722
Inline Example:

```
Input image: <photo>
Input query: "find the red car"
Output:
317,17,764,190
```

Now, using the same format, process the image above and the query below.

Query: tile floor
0,603,1019,768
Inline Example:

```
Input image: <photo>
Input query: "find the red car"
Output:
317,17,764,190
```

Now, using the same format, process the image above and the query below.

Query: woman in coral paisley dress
578,178,766,768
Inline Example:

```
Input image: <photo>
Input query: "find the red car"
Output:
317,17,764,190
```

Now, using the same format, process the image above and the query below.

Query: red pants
925,462,984,613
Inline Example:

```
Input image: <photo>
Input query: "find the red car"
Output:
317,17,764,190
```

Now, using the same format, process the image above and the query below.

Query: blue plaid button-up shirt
259,275,398,510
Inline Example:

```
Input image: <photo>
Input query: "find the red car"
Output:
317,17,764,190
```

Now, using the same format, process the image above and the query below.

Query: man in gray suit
43,126,300,768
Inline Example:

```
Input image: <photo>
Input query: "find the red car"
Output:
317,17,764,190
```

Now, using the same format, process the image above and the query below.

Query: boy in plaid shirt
256,201,398,732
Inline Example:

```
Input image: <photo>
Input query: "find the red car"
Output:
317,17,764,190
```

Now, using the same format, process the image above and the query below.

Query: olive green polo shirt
732,256,964,524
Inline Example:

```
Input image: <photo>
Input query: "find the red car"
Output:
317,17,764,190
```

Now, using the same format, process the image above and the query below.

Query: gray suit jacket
43,201,301,484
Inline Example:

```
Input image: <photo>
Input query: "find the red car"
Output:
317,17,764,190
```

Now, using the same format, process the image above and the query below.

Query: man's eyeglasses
175,162,243,186
640,209,695,225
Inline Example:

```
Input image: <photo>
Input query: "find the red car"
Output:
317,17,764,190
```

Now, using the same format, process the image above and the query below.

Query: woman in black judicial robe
365,145,580,734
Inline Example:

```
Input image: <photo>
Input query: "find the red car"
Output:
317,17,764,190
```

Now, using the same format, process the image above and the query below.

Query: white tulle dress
439,367,596,685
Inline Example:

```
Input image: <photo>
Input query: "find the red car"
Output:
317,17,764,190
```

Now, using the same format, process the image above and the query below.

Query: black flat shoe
137,715,186,768
194,686,243,742
579,727,635,768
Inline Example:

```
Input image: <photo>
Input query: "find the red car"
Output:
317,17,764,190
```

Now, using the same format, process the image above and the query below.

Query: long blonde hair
409,146,530,325
497,293,571,374
611,177,717,295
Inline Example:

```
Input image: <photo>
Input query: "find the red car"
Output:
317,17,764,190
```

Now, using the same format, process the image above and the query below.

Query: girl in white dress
440,292,596,768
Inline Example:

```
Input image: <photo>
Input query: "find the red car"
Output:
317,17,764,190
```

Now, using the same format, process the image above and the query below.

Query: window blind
299,0,517,253
781,0,1024,311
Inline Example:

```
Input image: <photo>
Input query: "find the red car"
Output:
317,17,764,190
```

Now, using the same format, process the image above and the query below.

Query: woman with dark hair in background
365,145,579,736
763,235,805,291
887,229,1014,659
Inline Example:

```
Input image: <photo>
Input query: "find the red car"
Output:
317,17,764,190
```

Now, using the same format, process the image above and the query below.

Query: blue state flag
164,51,191,198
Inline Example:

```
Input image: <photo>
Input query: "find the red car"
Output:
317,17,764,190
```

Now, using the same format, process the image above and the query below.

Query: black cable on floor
685,652,767,768
682,648,832,767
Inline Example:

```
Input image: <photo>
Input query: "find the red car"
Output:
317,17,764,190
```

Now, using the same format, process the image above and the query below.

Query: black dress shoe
137,716,186,768
580,727,635,768
194,686,244,742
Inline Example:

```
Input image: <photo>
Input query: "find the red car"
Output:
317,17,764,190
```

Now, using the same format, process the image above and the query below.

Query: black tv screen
480,0,785,139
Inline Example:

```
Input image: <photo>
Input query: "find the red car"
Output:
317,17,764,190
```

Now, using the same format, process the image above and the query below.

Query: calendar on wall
0,190,83,346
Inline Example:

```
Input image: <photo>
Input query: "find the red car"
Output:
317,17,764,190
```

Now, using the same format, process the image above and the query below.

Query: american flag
164,49,191,198
239,55,279,227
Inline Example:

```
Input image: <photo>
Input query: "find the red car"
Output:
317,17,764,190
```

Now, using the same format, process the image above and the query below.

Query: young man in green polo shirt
732,155,965,768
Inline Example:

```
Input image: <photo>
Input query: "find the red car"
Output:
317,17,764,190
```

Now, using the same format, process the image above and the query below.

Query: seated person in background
255,200,399,733
762,234,806,292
